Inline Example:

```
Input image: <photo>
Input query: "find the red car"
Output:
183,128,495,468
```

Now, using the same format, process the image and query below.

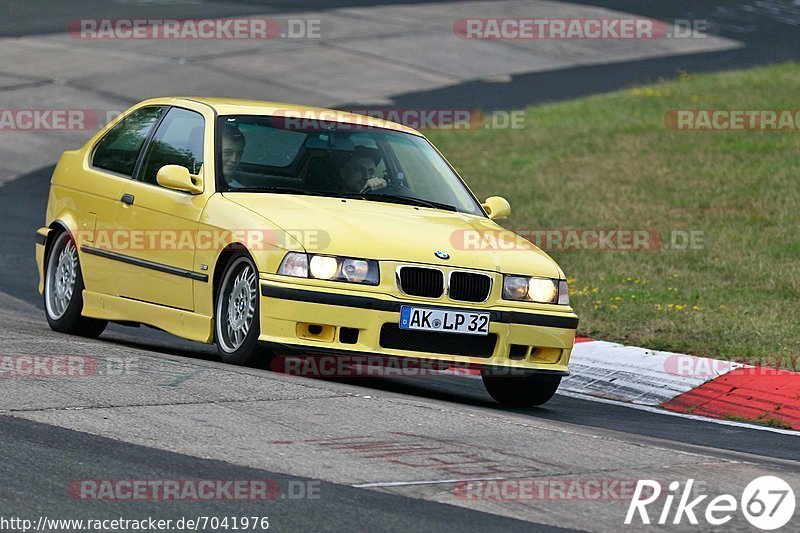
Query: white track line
353,476,509,488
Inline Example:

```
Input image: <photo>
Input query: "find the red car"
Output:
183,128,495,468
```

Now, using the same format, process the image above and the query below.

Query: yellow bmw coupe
36,97,578,406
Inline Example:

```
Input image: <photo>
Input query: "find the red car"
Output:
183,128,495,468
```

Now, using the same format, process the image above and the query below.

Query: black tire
481,372,562,407
43,230,107,338
214,253,269,367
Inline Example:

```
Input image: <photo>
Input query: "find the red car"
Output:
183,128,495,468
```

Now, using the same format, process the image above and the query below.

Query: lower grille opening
339,327,360,345
379,323,496,357
509,344,528,360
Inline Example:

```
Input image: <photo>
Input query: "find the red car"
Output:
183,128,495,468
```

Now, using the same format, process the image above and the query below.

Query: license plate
399,306,490,336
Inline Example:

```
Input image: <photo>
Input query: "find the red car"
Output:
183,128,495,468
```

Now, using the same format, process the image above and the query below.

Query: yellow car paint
36,97,578,375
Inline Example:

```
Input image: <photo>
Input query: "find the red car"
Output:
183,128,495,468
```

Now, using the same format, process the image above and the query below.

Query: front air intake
449,271,492,302
397,267,444,298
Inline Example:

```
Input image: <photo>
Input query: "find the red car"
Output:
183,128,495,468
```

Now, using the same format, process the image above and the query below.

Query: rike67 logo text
626,477,795,530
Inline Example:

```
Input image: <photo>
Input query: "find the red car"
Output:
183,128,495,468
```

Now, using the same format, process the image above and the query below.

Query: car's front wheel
215,253,269,366
482,372,562,407
44,230,107,337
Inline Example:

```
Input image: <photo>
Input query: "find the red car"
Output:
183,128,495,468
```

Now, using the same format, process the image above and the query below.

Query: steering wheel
363,183,410,196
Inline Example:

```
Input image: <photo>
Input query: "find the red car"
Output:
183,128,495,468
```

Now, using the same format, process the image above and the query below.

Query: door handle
120,193,135,205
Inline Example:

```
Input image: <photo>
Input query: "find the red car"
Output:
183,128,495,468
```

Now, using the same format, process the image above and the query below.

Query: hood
223,193,562,278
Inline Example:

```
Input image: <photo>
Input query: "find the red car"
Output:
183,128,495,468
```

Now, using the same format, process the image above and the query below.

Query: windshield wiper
358,193,457,212
329,192,368,200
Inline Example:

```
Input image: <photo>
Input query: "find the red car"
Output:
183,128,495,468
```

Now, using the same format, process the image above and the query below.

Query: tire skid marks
272,432,545,478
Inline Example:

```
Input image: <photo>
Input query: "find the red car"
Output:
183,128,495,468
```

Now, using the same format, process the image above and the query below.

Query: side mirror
482,196,511,220
156,165,203,194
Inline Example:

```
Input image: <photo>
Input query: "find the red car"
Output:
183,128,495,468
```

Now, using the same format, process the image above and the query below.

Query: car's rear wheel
481,372,562,407
44,230,107,337
215,254,269,366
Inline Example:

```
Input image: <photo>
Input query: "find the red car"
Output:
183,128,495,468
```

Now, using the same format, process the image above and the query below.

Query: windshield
216,115,485,216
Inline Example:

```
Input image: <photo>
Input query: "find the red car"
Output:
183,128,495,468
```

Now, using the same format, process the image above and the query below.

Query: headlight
502,276,529,300
278,252,379,285
528,277,558,303
277,252,308,278
309,255,338,279
341,258,370,283
503,275,568,305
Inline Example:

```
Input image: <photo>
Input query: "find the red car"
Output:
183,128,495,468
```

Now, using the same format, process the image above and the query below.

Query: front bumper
258,278,578,374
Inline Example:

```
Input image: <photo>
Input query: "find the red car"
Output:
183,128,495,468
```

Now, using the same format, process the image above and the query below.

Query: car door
111,106,209,311
79,105,165,297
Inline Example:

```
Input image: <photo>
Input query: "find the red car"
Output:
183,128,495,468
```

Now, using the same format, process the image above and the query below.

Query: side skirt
82,290,214,344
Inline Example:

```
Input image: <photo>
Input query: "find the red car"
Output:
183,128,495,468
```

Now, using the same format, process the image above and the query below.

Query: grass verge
427,63,800,366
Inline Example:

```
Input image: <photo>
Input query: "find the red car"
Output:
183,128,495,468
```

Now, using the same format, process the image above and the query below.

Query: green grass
426,63,800,366
724,414,793,430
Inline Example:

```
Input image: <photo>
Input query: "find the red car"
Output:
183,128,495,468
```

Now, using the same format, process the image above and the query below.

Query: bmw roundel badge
434,250,450,260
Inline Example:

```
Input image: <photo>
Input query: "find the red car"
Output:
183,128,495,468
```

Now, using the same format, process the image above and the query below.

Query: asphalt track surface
4,1,799,110
1,415,560,531
0,0,478,37
2,1,799,530
387,0,800,109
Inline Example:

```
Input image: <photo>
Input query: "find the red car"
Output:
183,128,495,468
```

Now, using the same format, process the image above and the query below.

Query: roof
140,96,423,136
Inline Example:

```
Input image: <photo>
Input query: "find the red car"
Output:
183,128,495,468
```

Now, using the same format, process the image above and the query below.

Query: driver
221,123,246,187
340,146,387,193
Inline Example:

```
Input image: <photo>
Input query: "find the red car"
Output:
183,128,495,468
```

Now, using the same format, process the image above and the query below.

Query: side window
137,108,205,186
92,107,164,176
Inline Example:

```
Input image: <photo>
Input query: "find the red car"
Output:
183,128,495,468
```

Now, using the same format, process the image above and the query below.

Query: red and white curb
562,338,800,432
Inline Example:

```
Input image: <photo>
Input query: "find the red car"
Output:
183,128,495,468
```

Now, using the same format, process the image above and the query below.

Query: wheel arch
44,220,74,270
212,243,257,311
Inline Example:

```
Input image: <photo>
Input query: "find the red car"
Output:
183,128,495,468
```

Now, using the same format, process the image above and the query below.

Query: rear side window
92,107,164,176
137,108,205,186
